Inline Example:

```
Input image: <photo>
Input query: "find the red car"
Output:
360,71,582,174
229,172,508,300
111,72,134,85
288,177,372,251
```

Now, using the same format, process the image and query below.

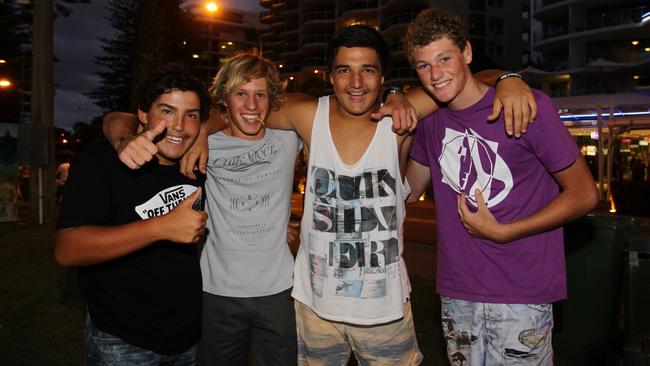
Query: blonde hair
209,51,286,116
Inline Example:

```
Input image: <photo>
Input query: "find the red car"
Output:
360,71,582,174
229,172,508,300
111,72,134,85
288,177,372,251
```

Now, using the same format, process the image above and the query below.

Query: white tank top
292,96,411,325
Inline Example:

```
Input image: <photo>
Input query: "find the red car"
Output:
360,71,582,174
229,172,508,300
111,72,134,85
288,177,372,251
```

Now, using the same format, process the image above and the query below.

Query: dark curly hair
405,8,468,66
136,64,212,122
327,25,390,74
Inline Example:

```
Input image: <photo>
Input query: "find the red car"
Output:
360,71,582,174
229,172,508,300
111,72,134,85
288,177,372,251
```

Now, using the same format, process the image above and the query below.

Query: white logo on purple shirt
438,128,513,208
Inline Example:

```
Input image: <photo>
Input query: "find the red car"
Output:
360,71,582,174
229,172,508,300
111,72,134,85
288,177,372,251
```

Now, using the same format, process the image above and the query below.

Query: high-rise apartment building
259,0,529,92
182,1,268,81
530,1,650,209
530,0,649,96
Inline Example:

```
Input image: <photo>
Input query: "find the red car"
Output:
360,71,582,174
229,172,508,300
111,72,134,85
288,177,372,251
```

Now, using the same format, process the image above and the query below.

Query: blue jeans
85,316,197,366
440,297,554,366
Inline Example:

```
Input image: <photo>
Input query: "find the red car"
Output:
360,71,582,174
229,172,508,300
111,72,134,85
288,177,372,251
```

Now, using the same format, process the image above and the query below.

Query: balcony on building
535,5,649,49
278,44,301,57
280,20,300,35
386,38,406,56
386,62,417,84
533,0,574,21
300,56,327,68
301,32,332,49
260,10,273,24
302,9,335,25
285,0,300,12
338,0,379,17
380,10,420,35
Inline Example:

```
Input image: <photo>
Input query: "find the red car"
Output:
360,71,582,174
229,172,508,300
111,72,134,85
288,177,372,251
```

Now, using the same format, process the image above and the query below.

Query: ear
381,74,385,85
463,41,473,65
137,109,148,128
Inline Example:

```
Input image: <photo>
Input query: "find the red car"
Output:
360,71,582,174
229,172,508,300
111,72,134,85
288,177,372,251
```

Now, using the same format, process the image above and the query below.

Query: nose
430,65,443,82
244,94,257,110
169,115,184,132
350,71,363,88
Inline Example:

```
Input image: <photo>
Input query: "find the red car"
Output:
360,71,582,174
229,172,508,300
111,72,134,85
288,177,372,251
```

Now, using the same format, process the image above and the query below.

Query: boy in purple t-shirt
404,8,598,365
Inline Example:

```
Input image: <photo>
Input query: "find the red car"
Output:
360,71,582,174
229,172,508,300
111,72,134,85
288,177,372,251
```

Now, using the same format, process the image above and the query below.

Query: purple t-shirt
410,87,579,304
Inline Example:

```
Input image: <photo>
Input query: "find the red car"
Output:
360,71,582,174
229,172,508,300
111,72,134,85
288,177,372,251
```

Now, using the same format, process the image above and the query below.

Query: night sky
53,0,262,131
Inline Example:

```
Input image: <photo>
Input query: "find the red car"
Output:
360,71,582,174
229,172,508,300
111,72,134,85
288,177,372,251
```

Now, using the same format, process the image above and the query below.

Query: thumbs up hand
117,122,166,169
160,187,208,244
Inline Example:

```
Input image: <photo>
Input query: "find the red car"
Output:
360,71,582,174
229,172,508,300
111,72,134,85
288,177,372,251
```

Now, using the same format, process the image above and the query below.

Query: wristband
496,72,522,84
381,86,403,104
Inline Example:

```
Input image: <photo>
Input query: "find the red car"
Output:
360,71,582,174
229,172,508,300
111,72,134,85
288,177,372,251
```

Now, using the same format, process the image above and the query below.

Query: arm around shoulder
264,92,316,131
103,112,140,150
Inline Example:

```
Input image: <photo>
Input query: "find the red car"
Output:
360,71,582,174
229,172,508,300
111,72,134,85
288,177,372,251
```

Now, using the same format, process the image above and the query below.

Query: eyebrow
157,103,177,110
158,103,200,113
333,63,379,70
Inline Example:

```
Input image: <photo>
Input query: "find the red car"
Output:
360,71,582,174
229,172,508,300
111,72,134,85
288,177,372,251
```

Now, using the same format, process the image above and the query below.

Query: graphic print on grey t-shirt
438,127,513,208
211,140,277,173
211,139,279,215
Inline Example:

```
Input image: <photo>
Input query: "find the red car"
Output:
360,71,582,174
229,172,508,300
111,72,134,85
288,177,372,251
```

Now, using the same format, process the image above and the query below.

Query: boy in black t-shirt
55,65,211,365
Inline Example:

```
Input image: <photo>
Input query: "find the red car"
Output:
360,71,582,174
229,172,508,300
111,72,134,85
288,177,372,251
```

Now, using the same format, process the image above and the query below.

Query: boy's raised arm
378,71,537,137
103,112,140,150
477,70,538,137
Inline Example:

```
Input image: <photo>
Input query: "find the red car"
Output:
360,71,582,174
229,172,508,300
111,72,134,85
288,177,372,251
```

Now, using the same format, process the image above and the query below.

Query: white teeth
349,91,365,96
241,114,259,122
434,80,451,89
166,135,182,144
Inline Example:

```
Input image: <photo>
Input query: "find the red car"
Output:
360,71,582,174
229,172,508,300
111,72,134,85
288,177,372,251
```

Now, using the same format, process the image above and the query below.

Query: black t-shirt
57,139,204,354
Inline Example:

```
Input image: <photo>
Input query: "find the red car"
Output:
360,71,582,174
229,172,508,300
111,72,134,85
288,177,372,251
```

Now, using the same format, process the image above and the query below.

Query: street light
201,1,263,55
205,2,218,13
0,54,30,123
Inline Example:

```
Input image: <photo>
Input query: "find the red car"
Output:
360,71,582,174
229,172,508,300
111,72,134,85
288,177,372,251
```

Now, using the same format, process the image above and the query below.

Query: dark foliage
87,0,139,113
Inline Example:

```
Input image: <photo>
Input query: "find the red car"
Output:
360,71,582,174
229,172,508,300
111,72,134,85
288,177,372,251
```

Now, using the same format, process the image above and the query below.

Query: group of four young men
56,7,597,366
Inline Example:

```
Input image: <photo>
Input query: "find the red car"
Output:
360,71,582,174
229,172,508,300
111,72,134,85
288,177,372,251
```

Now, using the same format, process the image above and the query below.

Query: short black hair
327,25,390,74
136,64,211,122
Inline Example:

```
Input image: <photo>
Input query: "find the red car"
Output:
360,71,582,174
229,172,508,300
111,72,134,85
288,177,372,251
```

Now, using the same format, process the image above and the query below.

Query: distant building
181,1,268,81
529,0,650,204
530,0,650,97
259,0,530,92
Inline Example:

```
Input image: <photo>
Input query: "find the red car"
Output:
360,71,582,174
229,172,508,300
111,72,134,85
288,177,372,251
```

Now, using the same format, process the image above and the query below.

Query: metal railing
303,10,335,22
338,0,378,16
302,33,332,46
533,6,649,43
380,12,417,30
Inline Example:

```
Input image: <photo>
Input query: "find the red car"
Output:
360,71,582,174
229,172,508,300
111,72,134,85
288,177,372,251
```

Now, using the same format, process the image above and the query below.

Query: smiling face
329,47,384,117
224,77,269,140
413,37,475,110
138,89,202,165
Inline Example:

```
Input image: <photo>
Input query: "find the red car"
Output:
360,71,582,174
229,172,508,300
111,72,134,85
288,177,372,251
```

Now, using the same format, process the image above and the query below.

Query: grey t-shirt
200,129,302,297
